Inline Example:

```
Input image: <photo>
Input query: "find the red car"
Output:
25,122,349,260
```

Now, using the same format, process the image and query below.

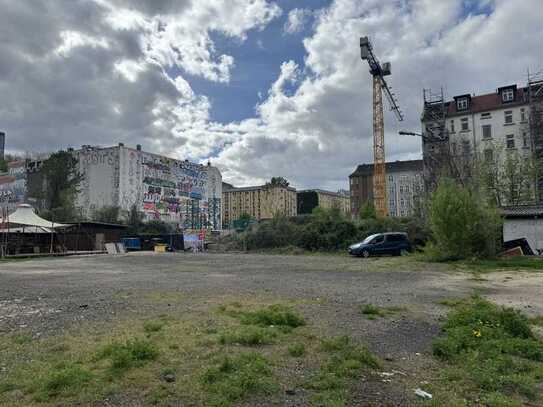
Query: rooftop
297,189,349,197
501,205,543,218
350,159,423,177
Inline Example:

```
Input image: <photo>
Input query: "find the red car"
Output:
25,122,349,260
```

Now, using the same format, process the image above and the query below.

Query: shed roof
501,205,543,218
350,159,423,177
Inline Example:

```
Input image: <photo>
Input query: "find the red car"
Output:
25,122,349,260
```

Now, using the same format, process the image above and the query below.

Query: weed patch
143,320,165,333
35,363,92,400
360,303,404,319
98,338,158,373
431,296,543,404
218,326,277,346
288,343,306,357
308,336,380,405
201,352,277,406
232,304,306,328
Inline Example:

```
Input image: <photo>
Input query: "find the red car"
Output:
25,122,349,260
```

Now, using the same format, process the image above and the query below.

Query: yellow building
222,183,297,227
296,189,350,216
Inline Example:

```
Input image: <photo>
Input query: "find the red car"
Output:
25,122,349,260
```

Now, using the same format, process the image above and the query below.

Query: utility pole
360,37,403,217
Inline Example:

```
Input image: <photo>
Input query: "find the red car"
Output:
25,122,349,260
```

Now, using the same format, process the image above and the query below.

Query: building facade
0,161,27,214
74,144,222,230
297,189,350,215
222,183,297,228
349,160,423,218
421,82,543,200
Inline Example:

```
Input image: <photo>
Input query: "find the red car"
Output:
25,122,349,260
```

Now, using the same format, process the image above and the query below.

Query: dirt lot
1,252,542,406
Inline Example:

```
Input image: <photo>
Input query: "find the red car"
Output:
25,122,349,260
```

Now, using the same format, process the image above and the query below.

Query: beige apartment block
222,183,297,228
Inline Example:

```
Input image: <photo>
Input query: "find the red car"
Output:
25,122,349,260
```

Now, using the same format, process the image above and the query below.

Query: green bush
37,364,92,399
428,178,501,260
98,338,158,373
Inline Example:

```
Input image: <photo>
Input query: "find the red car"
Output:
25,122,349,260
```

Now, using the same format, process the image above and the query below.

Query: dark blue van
348,232,411,258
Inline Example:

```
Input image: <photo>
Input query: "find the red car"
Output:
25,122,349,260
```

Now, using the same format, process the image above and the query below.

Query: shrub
428,178,501,260
143,320,165,333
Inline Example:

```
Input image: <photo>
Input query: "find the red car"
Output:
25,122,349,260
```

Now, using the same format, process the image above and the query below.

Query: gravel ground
1,252,542,406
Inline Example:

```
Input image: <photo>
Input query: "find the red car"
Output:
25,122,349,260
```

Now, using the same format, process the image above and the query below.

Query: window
457,98,469,111
461,118,469,131
521,108,526,122
482,124,492,139
523,132,529,148
481,112,491,120
502,88,514,102
450,142,457,155
450,120,455,133
506,134,515,149
484,149,493,162
504,110,513,124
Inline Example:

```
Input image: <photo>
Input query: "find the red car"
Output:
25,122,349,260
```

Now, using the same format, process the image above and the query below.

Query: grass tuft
36,363,92,400
287,343,306,357
227,304,305,328
218,326,277,346
431,296,543,404
359,303,404,319
309,336,380,404
143,320,165,333
201,352,277,406
98,338,158,373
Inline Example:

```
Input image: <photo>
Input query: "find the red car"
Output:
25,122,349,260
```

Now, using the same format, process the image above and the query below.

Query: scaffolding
421,88,449,192
528,69,543,203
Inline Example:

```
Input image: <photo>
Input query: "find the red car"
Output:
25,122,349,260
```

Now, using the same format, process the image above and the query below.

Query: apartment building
349,160,423,218
421,83,541,196
222,183,297,228
297,189,350,215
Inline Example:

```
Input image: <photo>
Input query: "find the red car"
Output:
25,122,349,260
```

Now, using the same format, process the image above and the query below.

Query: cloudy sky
1,0,542,190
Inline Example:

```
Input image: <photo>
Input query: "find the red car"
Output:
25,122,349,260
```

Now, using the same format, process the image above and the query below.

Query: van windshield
362,234,380,244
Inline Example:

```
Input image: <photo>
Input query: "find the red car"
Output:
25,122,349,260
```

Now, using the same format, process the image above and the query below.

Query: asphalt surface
1,252,540,406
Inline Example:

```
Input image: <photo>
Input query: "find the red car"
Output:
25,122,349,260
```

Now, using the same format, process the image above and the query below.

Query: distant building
0,161,27,213
421,80,543,201
222,183,297,228
297,189,350,215
68,144,222,229
349,160,423,217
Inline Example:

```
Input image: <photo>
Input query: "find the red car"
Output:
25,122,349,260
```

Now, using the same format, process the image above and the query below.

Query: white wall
503,218,543,255
76,147,119,217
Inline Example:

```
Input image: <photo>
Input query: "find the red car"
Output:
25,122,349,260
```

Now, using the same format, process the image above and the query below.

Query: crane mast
360,37,403,217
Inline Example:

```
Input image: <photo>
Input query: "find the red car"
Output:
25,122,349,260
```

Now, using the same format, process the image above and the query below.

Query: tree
93,206,121,223
40,150,82,222
428,178,501,260
358,201,377,220
266,177,290,188
127,204,144,227
478,144,540,206
0,159,7,173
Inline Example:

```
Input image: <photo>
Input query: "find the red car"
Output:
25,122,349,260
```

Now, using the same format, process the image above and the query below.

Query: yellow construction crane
360,37,403,217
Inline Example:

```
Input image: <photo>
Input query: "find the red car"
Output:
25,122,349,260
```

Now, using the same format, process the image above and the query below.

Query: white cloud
284,8,313,34
1,0,542,192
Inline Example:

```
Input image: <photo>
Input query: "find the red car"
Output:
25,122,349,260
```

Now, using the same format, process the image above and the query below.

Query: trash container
154,243,167,253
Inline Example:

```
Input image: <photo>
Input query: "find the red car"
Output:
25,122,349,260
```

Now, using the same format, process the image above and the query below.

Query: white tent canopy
4,204,69,228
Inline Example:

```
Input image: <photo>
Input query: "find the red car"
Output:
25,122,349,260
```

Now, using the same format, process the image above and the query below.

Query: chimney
136,144,142,151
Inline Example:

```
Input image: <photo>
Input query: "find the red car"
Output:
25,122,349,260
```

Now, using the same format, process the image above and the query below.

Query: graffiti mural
0,162,27,213
140,153,215,228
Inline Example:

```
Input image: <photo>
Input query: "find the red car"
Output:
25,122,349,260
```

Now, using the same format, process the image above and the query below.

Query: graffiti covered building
76,145,222,230
0,161,27,213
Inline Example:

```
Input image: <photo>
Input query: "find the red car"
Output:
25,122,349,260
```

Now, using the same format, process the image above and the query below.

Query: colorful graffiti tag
0,162,26,213
140,154,215,228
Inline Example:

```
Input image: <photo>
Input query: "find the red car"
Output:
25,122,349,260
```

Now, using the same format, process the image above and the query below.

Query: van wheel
362,250,370,258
